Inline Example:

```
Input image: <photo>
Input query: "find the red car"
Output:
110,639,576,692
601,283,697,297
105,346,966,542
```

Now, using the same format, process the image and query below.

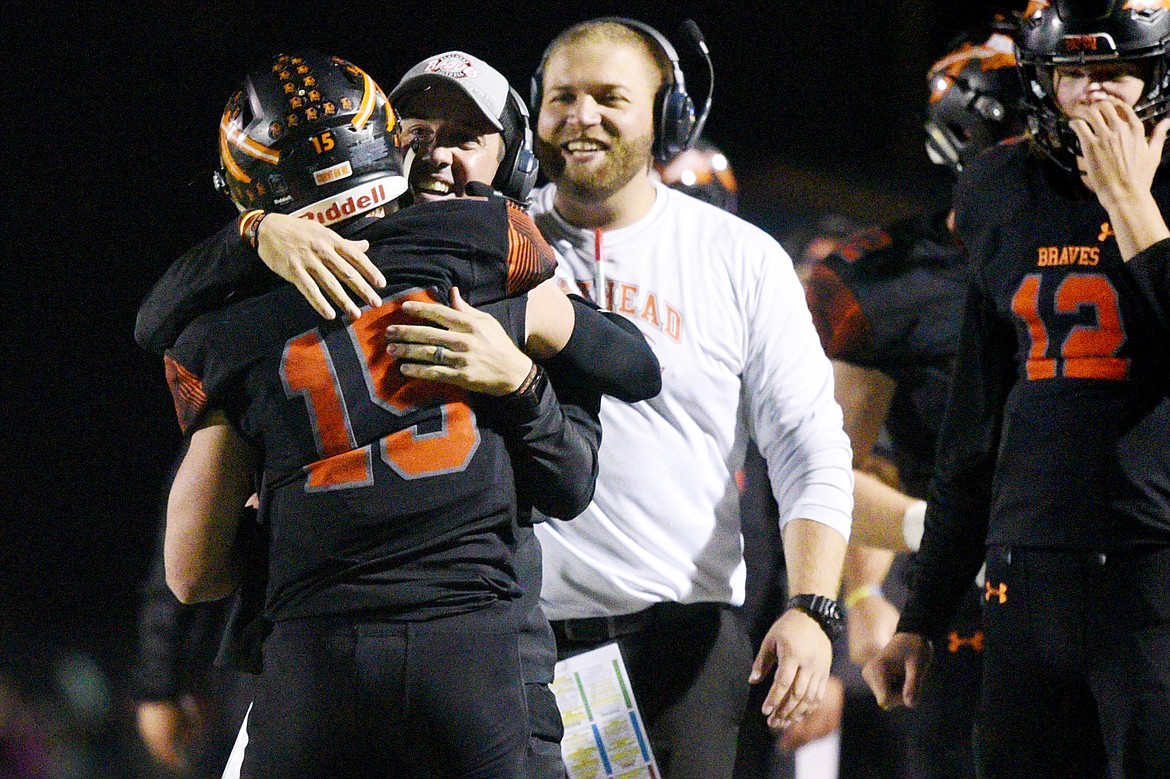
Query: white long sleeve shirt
532,182,853,620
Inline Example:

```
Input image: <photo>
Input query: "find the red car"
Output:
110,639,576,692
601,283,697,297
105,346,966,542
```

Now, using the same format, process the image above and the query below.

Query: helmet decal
219,98,280,165
349,67,378,131
1123,0,1170,13
1026,1,1051,18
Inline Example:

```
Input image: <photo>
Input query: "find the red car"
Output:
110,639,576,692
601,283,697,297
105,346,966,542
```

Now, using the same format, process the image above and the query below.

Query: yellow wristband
844,583,883,610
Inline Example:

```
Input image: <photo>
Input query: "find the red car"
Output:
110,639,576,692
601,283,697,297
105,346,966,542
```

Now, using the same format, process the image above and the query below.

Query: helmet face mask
1017,0,1170,172
924,30,1027,174
219,52,408,226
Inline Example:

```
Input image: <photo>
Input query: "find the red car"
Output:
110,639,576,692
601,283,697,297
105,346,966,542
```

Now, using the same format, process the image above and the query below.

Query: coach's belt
551,602,722,644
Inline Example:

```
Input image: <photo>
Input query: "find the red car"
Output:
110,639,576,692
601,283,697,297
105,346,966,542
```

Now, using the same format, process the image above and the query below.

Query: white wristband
902,500,927,552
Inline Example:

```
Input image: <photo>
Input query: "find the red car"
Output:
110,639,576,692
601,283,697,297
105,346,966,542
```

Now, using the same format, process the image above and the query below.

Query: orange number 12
1010,273,1129,381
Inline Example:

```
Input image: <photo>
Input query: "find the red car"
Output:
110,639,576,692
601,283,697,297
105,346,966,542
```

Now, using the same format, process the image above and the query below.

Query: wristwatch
786,594,844,641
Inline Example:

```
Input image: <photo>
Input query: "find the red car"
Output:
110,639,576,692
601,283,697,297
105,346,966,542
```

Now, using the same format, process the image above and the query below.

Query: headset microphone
682,19,714,145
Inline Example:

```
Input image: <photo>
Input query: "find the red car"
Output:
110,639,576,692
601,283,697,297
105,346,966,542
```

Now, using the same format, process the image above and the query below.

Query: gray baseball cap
390,51,509,130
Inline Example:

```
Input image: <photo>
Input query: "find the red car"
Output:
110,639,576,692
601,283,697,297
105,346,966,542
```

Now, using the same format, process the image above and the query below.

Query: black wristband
507,362,541,398
786,594,844,641
496,364,548,422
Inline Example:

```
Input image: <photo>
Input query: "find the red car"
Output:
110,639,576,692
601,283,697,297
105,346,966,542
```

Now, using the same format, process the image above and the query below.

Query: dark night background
5,0,1006,771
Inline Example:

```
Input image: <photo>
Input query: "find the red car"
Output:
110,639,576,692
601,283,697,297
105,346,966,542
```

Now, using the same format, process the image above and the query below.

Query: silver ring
434,345,445,365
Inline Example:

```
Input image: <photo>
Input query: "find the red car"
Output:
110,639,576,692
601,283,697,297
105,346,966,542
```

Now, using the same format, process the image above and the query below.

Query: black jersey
901,140,1170,637
806,211,967,497
165,198,556,624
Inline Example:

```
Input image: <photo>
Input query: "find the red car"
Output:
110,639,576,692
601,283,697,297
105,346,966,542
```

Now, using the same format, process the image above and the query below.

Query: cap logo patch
425,54,479,80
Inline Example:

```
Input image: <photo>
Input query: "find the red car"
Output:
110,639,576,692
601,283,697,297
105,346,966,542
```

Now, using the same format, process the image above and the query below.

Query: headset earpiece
493,87,539,202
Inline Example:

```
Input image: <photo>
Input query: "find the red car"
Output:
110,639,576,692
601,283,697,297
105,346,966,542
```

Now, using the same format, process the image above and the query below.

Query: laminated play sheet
552,642,660,779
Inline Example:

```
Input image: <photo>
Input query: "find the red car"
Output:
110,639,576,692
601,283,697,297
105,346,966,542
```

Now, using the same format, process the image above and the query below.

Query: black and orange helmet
655,138,738,213
217,51,406,226
925,25,1026,173
1017,0,1170,171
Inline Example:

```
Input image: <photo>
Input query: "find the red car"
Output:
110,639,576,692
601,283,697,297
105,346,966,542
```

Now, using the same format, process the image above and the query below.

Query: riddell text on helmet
289,178,406,226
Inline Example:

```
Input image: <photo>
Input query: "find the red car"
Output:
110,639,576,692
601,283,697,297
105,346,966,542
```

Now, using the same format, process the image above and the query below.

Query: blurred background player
654,137,739,213
866,2,1170,775
804,19,1026,779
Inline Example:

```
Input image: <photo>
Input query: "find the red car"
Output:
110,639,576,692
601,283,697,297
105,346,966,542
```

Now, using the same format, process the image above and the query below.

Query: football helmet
655,138,739,213
1017,0,1170,171
217,51,407,226
925,26,1027,173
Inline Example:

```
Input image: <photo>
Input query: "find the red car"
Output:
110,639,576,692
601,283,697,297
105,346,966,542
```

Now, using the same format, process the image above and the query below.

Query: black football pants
555,602,754,779
513,526,567,779
237,601,526,779
976,545,1170,779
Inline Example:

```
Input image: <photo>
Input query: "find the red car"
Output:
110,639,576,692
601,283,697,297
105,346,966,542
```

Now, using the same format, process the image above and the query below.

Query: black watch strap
786,594,844,641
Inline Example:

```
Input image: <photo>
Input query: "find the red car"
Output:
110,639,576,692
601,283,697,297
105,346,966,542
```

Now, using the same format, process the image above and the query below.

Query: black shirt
165,199,558,623
900,141,1170,638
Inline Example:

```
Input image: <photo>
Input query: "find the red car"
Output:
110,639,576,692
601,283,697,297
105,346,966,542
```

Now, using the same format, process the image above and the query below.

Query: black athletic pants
553,602,754,779
976,545,1170,779
238,601,526,779
513,527,567,779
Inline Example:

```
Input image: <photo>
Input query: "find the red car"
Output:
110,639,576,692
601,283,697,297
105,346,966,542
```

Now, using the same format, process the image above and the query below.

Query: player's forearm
542,296,661,403
782,518,847,598
841,542,895,598
848,469,919,551
1123,237,1170,328
164,413,255,603
498,370,600,521
1102,191,1170,262
896,500,988,639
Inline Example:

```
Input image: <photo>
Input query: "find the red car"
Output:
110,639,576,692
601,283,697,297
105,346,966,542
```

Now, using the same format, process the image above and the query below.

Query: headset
530,17,714,163
494,86,540,202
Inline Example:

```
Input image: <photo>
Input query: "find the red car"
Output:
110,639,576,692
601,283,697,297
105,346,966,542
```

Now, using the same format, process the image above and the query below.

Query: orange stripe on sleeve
164,355,210,434
504,202,557,295
804,263,873,361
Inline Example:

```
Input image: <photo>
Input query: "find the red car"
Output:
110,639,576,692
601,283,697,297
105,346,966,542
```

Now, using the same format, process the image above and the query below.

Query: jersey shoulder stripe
505,202,556,296
164,354,208,434
805,262,872,361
